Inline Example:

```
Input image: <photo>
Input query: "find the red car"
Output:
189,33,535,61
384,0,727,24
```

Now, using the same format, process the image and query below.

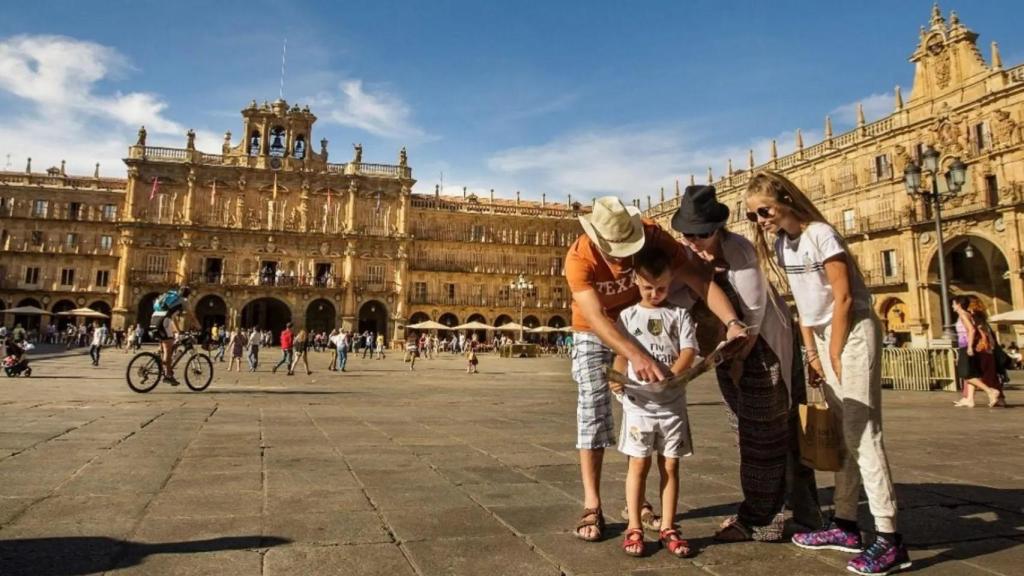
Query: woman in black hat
672,185,821,541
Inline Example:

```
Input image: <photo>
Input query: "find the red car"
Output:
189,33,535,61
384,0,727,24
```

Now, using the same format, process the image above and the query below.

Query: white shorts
617,408,693,459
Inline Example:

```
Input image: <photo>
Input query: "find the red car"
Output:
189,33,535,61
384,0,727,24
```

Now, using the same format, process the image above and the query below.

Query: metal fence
881,348,958,391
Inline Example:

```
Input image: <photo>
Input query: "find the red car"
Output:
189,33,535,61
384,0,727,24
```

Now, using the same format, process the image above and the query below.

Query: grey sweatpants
813,313,898,533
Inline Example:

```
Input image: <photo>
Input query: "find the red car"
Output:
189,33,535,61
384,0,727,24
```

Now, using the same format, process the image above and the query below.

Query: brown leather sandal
574,507,605,542
620,501,662,531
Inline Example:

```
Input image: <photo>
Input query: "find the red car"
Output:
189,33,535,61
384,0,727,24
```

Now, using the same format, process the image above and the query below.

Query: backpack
153,290,183,313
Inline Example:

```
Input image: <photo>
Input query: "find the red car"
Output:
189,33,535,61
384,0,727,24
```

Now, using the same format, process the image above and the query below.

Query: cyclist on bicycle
150,285,198,385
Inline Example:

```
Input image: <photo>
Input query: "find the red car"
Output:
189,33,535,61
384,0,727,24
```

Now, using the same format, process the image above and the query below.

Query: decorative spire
492,189,496,202
689,174,695,186
992,41,1003,70
567,193,571,207
727,158,733,175
770,139,778,161
856,103,866,128
894,86,904,110
930,3,946,32
60,160,66,175
94,163,100,179
462,186,467,199
659,187,664,203
796,129,804,150
706,166,713,184
25,157,31,173
434,184,440,199
516,190,520,205
675,179,680,197
748,149,754,170
646,195,651,210
542,192,546,206
825,115,833,139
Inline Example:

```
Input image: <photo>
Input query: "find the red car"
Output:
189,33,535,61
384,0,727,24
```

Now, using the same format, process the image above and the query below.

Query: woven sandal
620,501,662,531
574,507,605,542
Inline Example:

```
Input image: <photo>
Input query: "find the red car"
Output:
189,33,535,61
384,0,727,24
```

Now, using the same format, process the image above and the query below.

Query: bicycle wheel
127,352,163,393
184,353,214,391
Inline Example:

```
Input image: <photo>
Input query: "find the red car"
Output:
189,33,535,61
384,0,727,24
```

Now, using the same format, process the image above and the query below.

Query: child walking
745,171,909,576
405,332,419,370
610,246,696,559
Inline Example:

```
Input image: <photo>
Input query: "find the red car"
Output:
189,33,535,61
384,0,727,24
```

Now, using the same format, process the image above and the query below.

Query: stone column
112,231,134,330
177,232,192,284
345,180,357,232
398,184,410,234
125,167,139,221
903,228,929,346
185,170,196,224
299,180,310,232
342,241,356,331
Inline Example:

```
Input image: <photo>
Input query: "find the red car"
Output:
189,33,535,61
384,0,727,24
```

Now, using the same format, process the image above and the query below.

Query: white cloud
0,34,212,176
830,92,894,128
316,79,429,141
483,125,822,202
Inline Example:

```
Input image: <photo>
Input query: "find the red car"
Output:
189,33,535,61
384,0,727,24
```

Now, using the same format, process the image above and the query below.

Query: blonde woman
745,171,909,576
227,327,247,372
288,329,312,376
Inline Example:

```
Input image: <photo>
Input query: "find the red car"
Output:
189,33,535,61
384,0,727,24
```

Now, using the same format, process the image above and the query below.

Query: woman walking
745,171,909,576
671,184,821,542
952,296,1005,407
289,329,312,375
227,327,247,372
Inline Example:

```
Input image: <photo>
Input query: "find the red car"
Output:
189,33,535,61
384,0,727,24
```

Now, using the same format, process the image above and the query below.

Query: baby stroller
3,338,33,377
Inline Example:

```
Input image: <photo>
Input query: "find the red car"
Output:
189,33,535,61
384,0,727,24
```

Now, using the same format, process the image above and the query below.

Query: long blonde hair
744,171,865,292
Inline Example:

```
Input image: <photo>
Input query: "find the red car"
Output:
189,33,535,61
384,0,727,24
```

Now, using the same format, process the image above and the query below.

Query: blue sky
0,1,1020,201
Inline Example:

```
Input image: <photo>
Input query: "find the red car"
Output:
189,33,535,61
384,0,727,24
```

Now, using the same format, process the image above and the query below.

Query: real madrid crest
647,318,664,337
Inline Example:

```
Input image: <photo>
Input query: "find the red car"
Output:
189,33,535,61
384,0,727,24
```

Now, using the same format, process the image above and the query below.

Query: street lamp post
509,273,534,343
903,145,967,346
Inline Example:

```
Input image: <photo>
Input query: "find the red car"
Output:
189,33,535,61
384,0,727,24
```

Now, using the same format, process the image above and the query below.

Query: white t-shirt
776,221,871,327
91,326,107,347
617,303,698,417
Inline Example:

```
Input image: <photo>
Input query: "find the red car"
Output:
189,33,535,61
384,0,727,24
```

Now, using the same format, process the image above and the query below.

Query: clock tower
907,4,990,104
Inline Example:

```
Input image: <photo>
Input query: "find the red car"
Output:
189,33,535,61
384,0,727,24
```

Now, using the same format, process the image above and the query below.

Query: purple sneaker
847,537,912,576
791,522,863,553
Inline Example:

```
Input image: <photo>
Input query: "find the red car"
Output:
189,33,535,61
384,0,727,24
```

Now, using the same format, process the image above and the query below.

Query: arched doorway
466,312,488,343
927,235,1011,339
357,300,388,341
240,297,292,340
494,314,514,327
52,299,77,330
306,298,337,333
15,297,43,333
547,315,567,328
438,312,459,329
523,315,541,343
879,298,909,347
137,292,161,331
195,295,228,332
409,311,431,325
88,301,112,318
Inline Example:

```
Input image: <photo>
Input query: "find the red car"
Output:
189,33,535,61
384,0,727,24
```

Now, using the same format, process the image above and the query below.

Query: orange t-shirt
565,220,696,332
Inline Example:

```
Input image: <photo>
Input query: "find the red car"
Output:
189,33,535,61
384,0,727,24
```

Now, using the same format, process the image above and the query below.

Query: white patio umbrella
988,309,1024,325
406,320,449,330
453,321,496,331
495,322,525,331
3,305,48,315
57,307,110,319
528,326,560,333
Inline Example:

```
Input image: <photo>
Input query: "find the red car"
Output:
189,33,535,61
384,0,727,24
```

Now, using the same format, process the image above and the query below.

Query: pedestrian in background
272,323,294,374
289,329,312,375
227,327,247,372
89,321,107,367
247,327,260,372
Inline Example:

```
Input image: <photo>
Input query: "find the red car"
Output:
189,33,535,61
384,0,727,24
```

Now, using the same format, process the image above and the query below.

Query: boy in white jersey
612,245,697,558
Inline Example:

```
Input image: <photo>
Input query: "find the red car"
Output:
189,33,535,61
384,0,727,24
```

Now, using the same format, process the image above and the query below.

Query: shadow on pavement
682,482,1023,570
0,535,290,576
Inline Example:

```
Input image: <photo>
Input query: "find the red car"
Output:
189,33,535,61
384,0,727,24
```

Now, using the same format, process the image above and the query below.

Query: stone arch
195,294,228,332
306,298,337,333
51,299,76,330
136,292,161,330
14,297,44,332
494,314,514,327
547,315,568,328
522,315,540,329
357,300,388,341
926,233,1011,338
466,312,487,324
409,311,431,325
438,312,459,328
88,301,112,320
240,297,292,339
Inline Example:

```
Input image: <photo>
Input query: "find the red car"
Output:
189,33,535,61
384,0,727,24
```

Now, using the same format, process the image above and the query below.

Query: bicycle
126,331,214,393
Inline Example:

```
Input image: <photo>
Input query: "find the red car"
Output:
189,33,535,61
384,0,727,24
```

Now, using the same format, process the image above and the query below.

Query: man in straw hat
566,196,748,541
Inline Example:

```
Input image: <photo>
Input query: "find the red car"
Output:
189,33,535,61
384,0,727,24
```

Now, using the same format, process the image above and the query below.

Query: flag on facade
149,176,159,201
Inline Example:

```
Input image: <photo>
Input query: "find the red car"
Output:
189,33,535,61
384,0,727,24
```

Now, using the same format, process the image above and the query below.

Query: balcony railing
188,272,340,289
406,294,569,309
862,268,905,287
352,279,397,294
129,270,181,285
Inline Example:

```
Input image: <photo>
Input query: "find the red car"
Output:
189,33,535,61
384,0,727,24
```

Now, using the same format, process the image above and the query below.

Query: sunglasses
682,231,715,240
745,206,775,222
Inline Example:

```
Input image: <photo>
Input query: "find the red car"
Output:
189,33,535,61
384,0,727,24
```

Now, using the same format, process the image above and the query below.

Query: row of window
410,281,564,302
26,200,118,220
11,230,115,250
22,266,111,288
409,222,578,247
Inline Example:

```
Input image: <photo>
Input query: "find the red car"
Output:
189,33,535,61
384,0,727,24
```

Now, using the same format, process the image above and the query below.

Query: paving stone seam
0,415,104,464
0,405,178,531
259,406,270,576
106,403,221,573
302,407,424,576
394,420,570,576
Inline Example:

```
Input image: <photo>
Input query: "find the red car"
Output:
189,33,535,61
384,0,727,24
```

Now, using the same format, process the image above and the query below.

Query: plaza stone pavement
0,350,1022,576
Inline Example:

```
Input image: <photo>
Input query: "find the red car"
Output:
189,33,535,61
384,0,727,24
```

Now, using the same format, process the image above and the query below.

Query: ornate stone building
645,5,1024,346
0,99,579,342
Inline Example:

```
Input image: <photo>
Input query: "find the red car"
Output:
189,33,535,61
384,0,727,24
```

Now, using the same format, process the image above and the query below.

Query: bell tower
232,99,324,169
907,4,990,104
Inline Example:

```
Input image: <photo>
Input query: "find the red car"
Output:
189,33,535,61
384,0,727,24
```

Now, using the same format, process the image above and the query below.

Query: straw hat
578,196,645,258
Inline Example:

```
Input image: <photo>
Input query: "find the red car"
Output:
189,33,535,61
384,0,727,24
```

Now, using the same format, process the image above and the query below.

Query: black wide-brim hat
671,185,730,235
